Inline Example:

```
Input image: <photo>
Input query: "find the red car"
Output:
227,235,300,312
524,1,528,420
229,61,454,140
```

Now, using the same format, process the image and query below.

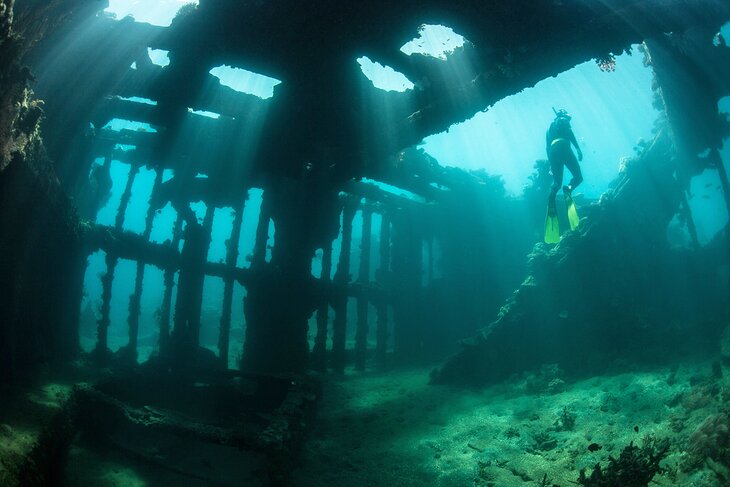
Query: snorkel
552,107,571,120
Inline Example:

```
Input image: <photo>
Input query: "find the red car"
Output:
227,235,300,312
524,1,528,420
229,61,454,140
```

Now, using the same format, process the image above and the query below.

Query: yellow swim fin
544,206,560,244
564,190,580,230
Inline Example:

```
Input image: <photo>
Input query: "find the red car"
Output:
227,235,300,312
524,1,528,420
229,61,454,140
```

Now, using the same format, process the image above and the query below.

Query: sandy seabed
2,358,727,486
291,361,727,487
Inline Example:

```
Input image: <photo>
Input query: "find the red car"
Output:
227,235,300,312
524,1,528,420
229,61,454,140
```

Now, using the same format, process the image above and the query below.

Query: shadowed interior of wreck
1,0,730,485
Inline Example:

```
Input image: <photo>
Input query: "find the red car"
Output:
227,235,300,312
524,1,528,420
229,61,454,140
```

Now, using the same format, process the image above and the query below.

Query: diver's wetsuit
546,117,582,208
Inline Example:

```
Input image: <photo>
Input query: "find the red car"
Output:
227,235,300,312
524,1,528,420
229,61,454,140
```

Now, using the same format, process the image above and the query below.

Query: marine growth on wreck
1,0,730,485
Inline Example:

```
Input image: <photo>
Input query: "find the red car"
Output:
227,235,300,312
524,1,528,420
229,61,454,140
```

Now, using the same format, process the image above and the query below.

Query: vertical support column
126,263,145,362
94,161,137,360
240,191,274,371
195,207,216,348
355,206,373,370
95,253,117,359
114,165,138,230
251,194,271,268
159,214,183,358
375,214,391,367
332,202,357,373
170,204,214,368
218,198,246,368
241,180,319,374
312,244,333,371
125,169,163,363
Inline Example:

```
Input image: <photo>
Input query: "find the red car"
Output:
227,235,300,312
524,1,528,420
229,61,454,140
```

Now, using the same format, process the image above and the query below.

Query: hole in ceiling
356,57,414,93
102,118,158,133
188,108,221,119
118,96,158,106
209,65,282,99
104,0,199,27
148,48,170,67
400,24,466,60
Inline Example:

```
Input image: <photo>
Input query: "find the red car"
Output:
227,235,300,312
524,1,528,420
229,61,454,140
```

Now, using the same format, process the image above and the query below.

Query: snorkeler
544,108,583,243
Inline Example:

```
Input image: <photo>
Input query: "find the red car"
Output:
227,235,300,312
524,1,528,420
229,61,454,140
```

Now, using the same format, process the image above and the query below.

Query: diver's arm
568,129,583,161
545,129,552,155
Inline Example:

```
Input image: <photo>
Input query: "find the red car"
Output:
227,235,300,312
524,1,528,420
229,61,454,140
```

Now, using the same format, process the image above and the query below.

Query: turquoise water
5,2,727,487
84,0,728,378
423,47,658,198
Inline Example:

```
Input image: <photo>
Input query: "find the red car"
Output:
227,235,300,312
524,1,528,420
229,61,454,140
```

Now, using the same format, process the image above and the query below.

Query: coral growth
679,381,720,412
684,411,730,471
532,431,558,452
173,2,198,20
0,0,84,384
552,407,576,432
595,54,617,72
525,364,566,395
578,438,670,487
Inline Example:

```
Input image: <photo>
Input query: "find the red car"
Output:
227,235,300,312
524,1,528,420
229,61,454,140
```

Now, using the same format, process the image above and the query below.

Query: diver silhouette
544,108,583,242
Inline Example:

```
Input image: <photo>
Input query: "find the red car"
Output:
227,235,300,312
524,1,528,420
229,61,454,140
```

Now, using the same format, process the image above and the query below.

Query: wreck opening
400,24,467,60
687,167,729,245
188,108,220,119
104,0,200,27
2,0,730,485
209,64,282,99
118,95,157,105
357,56,416,92
424,45,658,197
147,47,170,67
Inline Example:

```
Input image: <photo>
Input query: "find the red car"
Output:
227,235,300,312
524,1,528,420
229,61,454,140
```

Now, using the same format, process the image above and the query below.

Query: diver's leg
544,155,563,243
562,153,581,230
564,153,583,191
548,155,563,209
